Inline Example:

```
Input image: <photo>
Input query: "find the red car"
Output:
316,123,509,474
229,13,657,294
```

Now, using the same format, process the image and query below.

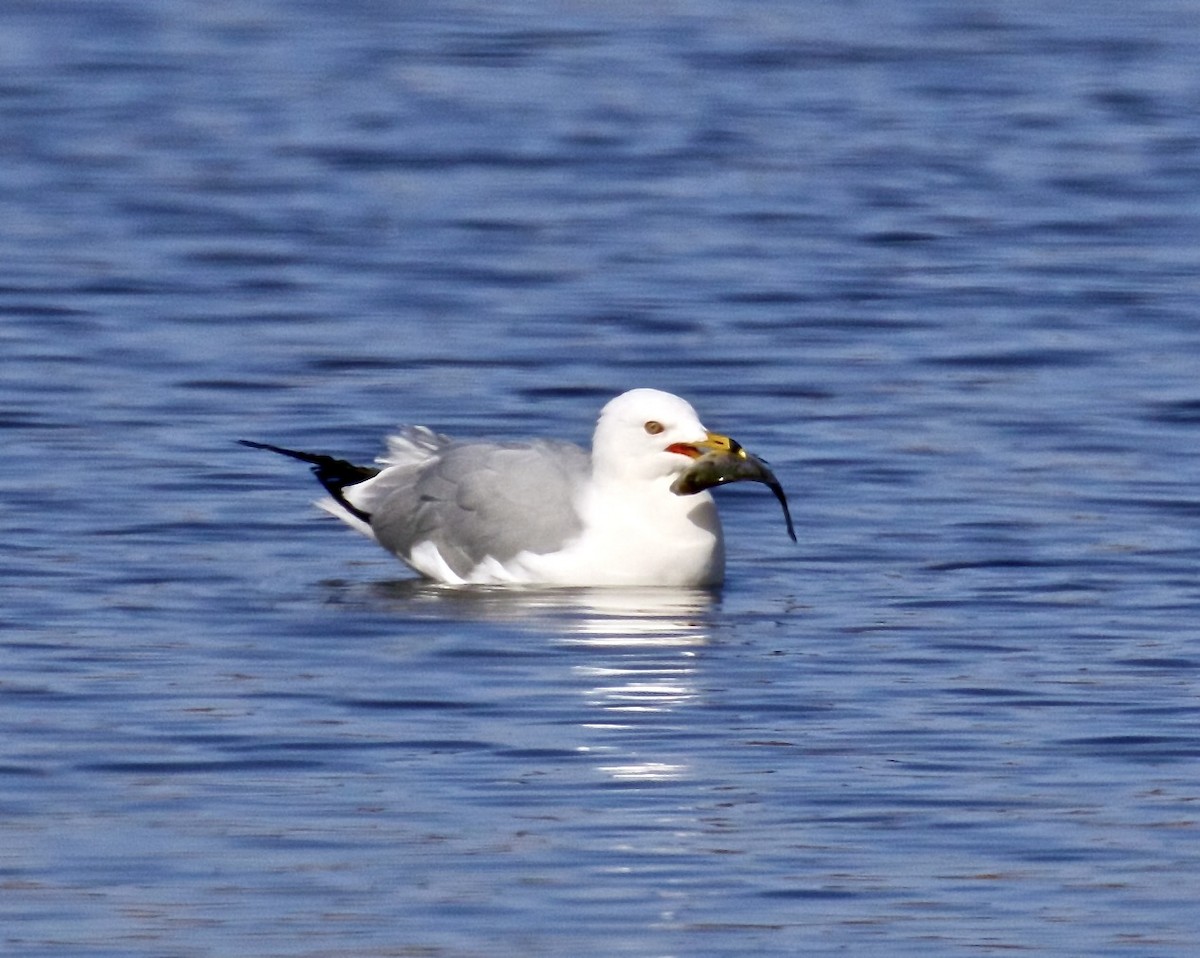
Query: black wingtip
239,439,379,523
237,439,322,463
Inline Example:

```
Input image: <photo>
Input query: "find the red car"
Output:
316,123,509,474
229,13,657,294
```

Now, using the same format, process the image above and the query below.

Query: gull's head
591,388,736,483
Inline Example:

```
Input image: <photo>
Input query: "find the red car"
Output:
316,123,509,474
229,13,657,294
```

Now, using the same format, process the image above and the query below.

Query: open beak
666,431,745,460
668,432,797,542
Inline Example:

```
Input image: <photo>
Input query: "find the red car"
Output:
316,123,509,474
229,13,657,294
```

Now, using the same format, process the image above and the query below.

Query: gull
241,388,789,587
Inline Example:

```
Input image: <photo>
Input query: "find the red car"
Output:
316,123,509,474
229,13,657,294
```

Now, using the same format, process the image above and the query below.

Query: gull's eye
644,420,665,435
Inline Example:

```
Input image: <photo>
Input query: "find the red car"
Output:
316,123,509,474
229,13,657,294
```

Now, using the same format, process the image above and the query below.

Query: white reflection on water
596,761,689,781
552,588,710,721
551,587,714,647
559,588,714,784
368,581,716,784
368,580,714,631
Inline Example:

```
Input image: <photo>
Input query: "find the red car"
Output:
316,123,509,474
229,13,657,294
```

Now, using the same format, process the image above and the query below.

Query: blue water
3,1,1200,955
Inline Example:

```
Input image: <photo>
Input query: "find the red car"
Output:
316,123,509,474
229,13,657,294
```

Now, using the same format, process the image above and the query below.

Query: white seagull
241,388,792,587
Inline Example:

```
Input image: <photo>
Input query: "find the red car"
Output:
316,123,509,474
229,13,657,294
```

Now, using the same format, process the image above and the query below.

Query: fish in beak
669,433,796,542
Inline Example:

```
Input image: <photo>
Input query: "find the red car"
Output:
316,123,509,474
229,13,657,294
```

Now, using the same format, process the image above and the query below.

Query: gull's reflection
560,589,712,781
560,587,714,784
365,580,715,646
364,580,717,784
554,586,713,645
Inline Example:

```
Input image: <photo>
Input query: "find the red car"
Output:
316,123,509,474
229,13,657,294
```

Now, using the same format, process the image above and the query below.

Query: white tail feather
378,426,452,468
316,497,375,538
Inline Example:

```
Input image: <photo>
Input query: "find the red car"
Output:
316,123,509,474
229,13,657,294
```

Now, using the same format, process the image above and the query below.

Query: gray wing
366,439,590,577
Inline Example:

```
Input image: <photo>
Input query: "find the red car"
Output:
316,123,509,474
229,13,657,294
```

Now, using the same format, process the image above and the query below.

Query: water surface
2,1,1199,955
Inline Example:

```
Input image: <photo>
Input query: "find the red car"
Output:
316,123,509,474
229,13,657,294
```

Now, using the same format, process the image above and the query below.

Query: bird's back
348,438,591,580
